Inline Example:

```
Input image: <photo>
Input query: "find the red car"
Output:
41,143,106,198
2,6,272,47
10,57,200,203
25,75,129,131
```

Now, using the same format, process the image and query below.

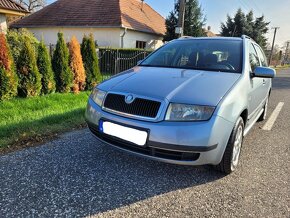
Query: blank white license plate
100,121,148,146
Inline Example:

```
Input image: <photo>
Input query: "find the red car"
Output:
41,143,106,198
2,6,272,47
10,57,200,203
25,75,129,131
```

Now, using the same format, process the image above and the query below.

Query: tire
258,96,269,122
214,117,244,174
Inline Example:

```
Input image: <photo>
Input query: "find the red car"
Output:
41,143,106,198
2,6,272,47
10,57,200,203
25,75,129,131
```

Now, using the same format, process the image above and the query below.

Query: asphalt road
1,69,289,218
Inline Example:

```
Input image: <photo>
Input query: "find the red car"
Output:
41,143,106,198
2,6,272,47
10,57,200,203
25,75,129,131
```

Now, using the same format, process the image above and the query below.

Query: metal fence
98,48,151,80
48,44,152,81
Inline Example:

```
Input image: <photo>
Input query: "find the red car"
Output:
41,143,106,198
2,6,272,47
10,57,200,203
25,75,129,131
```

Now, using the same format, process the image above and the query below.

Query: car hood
98,67,241,106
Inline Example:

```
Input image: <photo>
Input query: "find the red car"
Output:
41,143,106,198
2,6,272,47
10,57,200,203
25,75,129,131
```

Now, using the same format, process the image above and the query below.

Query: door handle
262,79,266,85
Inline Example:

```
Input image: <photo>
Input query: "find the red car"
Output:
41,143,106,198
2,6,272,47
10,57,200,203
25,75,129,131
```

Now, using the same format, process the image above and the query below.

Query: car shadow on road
0,129,224,217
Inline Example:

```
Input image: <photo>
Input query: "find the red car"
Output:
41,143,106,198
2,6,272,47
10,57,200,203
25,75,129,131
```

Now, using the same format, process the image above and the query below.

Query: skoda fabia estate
85,36,275,174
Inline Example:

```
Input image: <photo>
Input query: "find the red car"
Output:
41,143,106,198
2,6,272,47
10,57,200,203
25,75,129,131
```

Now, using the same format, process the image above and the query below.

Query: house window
136,41,146,49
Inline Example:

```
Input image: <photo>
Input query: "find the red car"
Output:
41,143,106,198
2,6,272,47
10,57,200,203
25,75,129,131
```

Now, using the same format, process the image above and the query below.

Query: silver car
85,36,275,174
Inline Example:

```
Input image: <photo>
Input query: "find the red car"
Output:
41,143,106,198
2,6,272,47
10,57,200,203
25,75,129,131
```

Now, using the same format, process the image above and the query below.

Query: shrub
17,38,42,97
6,29,39,65
81,34,101,90
37,40,56,94
52,32,73,93
69,36,86,93
0,33,18,100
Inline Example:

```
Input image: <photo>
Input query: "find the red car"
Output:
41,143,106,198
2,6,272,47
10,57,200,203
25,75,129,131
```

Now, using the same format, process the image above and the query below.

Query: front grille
103,93,161,118
88,124,200,162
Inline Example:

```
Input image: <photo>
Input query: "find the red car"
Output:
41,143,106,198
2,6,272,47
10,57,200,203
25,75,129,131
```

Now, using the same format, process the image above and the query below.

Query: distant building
11,0,166,49
204,26,219,37
0,0,29,33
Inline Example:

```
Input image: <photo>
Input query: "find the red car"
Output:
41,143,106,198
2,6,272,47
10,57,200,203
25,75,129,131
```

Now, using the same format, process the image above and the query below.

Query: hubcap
231,125,243,171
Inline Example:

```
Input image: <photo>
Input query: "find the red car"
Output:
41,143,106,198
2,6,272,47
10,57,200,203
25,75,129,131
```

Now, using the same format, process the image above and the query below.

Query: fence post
114,49,119,75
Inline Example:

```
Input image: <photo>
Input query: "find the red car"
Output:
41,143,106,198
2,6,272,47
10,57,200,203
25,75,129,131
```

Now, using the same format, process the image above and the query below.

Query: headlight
165,103,215,121
90,89,106,107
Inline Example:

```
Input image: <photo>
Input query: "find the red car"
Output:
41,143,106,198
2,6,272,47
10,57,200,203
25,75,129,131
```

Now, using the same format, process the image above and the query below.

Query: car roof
176,36,243,41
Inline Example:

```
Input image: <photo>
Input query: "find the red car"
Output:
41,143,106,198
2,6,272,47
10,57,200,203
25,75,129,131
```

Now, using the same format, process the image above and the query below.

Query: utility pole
269,27,280,65
283,41,290,64
176,0,186,37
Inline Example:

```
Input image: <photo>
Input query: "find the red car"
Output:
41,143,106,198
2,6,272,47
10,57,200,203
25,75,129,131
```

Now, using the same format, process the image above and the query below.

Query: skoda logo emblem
125,94,134,104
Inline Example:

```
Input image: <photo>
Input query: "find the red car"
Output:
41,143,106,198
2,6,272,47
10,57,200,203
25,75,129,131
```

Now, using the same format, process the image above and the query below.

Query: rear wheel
214,117,244,174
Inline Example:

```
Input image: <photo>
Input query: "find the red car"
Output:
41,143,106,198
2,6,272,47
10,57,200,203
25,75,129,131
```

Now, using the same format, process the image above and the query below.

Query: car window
249,44,260,72
140,39,243,73
254,45,268,67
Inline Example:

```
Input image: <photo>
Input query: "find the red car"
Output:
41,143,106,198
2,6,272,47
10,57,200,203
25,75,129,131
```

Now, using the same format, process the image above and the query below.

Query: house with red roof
11,0,166,49
0,0,29,33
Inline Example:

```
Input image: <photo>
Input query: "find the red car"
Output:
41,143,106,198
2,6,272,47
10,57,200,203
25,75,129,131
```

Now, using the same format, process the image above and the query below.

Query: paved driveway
1,69,289,217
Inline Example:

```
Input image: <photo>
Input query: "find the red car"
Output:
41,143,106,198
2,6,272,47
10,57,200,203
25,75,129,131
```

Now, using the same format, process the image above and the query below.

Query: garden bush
6,29,39,66
52,32,73,93
37,40,56,94
0,33,18,100
17,38,42,97
81,34,101,90
69,36,86,93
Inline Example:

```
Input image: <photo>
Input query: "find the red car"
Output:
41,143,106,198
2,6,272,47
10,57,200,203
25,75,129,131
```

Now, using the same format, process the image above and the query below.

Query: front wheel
214,117,244,174
258,97,269,122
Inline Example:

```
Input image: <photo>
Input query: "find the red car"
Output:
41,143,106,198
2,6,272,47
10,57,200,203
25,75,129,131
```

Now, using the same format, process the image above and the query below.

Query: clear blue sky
47,0,290,47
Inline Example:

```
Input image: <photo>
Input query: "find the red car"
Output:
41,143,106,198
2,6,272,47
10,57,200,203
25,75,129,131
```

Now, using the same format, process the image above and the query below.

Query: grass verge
0,91,90,153
273,65,290,71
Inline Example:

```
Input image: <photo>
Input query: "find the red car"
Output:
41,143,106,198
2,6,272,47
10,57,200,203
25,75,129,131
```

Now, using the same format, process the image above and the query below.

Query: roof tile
0,0,28,13
11,0,165,35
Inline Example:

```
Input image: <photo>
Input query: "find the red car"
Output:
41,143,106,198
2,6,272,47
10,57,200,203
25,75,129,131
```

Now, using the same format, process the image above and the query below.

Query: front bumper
85,98,234,165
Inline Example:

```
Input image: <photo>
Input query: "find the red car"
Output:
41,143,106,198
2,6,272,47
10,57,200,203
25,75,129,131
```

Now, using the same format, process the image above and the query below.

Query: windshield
140,39,243,73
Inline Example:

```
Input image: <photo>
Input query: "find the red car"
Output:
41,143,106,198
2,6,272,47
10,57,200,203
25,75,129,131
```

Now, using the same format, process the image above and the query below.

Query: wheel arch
240,109,248,126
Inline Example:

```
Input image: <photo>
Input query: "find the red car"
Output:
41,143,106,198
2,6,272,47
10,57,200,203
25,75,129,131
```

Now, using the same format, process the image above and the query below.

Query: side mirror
253,66,276,78
137,60,143,65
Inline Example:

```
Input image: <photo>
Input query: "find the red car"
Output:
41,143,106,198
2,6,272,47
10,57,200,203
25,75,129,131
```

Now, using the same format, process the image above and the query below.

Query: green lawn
0,91,90,149
274,65,290,71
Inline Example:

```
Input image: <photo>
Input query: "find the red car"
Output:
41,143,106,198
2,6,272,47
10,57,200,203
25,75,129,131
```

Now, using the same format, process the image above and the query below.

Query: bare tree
16,0,46,12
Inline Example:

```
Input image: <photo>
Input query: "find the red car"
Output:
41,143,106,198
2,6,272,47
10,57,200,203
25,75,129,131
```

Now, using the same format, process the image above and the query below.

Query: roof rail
178,36,195,39
241,35,253,40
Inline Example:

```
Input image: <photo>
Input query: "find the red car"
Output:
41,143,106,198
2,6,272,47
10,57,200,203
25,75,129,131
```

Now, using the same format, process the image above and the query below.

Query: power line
237,0,250,11
240,0,252,11
250,0,263,15
243,0,263,14
237,0,264,15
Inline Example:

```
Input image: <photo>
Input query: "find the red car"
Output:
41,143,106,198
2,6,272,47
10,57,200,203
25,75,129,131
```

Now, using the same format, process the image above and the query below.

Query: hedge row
0,29,101,100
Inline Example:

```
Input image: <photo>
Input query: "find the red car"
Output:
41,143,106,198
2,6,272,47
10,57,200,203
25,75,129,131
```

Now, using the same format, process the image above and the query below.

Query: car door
254,44,271,99
248,43,264,119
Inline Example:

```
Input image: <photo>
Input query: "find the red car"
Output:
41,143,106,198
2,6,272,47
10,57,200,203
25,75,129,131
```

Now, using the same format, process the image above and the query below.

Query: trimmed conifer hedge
81,34,101,90
37,40,56,94
17,38,42,97
69,36,86,93
7,29,39,68
52,32,73,93
0,33,18,100
1,30,153,101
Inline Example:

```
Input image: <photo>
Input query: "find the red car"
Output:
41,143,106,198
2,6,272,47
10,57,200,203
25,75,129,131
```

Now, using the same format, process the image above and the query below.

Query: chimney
207,26,211,31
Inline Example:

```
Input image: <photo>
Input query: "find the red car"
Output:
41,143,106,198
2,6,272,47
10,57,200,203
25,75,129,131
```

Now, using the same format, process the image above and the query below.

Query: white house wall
27,27,121,47
0,14,8,33
25,27,164,49
122,29,164,49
